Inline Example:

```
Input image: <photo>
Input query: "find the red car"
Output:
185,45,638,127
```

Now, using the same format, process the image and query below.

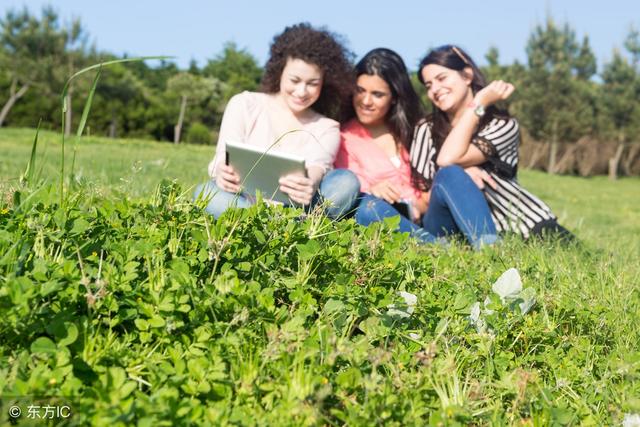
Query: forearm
436,108,479,166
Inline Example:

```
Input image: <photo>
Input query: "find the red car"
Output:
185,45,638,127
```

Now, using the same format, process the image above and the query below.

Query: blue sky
3,1,638,71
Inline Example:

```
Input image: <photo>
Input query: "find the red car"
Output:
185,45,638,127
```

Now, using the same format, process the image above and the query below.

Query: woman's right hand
370,180,401,204
474,80,515,107
215,164,241,193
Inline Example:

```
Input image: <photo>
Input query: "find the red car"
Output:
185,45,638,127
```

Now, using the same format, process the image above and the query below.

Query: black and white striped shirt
410,118,556,238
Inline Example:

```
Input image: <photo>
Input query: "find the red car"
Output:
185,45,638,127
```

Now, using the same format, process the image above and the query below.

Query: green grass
0,127,213,198
518,169,640,250
2,127,638,249
0,127,638,426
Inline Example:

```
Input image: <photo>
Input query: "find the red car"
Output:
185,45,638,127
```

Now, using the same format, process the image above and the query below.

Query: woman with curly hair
195,23,360,219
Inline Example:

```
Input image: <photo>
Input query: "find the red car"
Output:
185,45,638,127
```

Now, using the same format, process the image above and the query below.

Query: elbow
435,154,457,168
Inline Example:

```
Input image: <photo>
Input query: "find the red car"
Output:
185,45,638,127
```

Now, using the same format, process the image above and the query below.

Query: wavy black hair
260,23,354,120
417,45,509,151
345,48,427,189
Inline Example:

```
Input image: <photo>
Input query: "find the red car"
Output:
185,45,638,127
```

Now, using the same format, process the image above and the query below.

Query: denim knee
354,195,386,226
319,169,361,219
433,165,465,185
193,180,251,218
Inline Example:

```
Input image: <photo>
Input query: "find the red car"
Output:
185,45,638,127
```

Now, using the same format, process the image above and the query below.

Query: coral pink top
334,119,422,204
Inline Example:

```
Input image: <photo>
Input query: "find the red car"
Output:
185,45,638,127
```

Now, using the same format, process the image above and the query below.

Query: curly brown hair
260,23,354,120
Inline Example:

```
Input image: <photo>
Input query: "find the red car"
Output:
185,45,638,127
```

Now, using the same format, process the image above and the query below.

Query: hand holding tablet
215,164,241,193
225,140,308,204
278,174,315,205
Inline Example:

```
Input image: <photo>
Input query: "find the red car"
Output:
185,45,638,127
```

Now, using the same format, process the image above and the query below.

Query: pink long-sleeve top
334,119,422,204
207,91,340,178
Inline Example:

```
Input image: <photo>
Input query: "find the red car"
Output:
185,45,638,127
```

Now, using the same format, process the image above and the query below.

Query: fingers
465,166,498,191
490,80,515,100
279,175,314,205
410,206,421,223
464,166,485,190
471,174,485,189
478,80,515,106
371,181,400,204
216,164,241,193
482,170,498,190
503,83,515,99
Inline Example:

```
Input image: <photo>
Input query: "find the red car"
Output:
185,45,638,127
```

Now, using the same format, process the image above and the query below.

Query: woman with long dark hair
336,48,498,248
412,45,571,239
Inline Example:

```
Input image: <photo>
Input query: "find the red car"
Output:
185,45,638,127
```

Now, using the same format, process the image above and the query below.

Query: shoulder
340,118,366,136
314,114,340,134
412,118,434,143
225,91,267,114
415,116,434,132
339,119,370,145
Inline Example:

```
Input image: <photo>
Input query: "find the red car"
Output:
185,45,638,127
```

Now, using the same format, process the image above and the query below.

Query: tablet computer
225,140,307,204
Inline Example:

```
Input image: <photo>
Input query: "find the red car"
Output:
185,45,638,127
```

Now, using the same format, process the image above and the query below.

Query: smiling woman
193,23,359,219
412,45,572,239
335,48,499,249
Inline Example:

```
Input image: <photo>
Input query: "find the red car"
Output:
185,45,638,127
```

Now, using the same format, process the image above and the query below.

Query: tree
203,42,262,105
0,7,85,127
521,17,598,173
166,73,220,144
600,50,638,179
624,25,640,66
480,46,528,125
91,60,148,138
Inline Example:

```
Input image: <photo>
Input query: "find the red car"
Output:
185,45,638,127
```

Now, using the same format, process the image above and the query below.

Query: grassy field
2,127,638,248
0,127,639,425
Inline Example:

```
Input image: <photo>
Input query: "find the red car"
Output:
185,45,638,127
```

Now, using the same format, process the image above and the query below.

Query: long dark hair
345,48,427,189
260,23,354,120
417,45,509,151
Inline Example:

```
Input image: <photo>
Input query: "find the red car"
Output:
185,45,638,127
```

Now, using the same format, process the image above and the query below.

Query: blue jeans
355,165,498,249
193,168,360,219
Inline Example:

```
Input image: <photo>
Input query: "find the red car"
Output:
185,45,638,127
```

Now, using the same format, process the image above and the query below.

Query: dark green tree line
1,7,640,176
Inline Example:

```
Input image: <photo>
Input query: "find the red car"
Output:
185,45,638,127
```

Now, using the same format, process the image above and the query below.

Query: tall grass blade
70,66,103,180
76,65,102,139
20,118,41,186
58,56,172,207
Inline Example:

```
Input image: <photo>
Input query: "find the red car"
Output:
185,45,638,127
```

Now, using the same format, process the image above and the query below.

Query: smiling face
421,63,473,117
353,74,393,128
278,57,323,115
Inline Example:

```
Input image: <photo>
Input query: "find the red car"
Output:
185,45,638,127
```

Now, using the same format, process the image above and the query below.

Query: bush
186,122,212,145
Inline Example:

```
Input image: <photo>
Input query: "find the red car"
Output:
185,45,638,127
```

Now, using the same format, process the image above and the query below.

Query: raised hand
474,80,515,107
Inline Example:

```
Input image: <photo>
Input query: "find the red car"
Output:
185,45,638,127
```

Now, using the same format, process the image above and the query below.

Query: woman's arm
436,80,515,168
211,94,249,191
435,108,486,167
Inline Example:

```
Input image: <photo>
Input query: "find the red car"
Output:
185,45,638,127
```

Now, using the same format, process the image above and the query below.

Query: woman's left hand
279,174,315,205
464,166,497,190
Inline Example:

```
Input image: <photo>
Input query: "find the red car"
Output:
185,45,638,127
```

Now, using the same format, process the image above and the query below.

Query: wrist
467,100,486,117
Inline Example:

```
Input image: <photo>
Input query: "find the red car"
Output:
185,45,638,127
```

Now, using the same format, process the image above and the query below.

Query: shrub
186,122,212,145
